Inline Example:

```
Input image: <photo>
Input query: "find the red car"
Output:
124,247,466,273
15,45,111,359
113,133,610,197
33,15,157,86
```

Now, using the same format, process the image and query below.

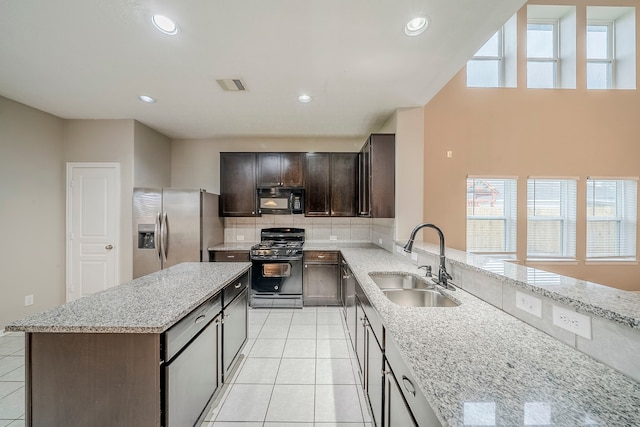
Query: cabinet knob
234,282,242,289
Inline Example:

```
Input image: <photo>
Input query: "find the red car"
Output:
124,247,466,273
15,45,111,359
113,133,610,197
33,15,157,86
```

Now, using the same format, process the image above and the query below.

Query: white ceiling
0,0,525,140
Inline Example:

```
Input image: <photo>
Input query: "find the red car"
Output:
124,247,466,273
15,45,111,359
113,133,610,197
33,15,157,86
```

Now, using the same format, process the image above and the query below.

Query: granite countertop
340,247,640,427
409,241,640,330
208,243,255,251
6,262,251,334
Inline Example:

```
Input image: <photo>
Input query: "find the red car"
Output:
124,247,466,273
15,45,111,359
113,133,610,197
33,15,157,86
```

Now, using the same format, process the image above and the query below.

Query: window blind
586,178,637,260
527,179,577,259
466,178,517,255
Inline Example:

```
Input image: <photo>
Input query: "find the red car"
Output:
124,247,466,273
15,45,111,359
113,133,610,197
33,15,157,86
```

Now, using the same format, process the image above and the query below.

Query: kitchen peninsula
6,262,251,427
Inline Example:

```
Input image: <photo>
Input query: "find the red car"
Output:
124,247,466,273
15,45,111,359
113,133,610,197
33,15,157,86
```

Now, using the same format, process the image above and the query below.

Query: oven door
252,259,302,295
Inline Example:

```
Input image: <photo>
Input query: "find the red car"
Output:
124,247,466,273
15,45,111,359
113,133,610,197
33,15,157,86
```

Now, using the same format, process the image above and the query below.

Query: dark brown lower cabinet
25,273,249,427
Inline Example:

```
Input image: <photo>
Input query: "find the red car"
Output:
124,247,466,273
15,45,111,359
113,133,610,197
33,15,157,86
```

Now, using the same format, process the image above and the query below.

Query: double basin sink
369,272,459,308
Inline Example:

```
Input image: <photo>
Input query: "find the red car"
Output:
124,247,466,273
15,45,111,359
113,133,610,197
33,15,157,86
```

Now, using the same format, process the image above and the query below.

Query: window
467,29,504,88
527,20,559,88
527,179,577,259
587,22,614,89
586,178,637,260
527,5,577,89
467,14,517,88
587,6,636,90
466,178,517,257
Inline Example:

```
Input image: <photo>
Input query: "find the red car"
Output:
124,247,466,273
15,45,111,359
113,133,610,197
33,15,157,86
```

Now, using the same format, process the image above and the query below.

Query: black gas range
250,228,305,308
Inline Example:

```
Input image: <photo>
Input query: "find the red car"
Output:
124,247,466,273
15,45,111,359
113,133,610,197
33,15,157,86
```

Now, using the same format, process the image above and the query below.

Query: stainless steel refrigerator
133,188,224,278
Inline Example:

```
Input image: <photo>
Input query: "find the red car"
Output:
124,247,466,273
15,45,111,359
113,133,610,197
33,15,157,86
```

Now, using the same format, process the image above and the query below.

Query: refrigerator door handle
162,212,168,262
155,211,162,262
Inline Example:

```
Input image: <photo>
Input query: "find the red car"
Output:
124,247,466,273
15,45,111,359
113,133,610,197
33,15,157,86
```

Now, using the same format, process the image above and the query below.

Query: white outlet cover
552,305,592,340
378,238,383,245
236,235,245,241
25,294,34,306
515,291,542,318
329,235,338,241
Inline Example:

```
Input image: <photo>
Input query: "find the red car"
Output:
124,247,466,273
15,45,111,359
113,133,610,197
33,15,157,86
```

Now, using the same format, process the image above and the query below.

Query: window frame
586,178,637,261
466,177,518,258
467,27,506,87
527,19,560,88
526,178,577,260
586,20,615,89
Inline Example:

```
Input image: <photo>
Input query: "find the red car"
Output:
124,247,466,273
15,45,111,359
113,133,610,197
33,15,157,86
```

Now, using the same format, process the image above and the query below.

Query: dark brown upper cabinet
305,152,357,217
358,134,395,218
220,152,257,217
257,152,304,188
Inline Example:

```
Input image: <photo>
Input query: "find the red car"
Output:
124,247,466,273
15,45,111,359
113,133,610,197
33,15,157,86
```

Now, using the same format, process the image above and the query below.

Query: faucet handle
418,265,432,277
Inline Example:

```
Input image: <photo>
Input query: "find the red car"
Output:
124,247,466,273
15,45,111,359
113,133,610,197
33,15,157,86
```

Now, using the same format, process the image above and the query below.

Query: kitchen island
6,262,251,427
340,246,640,426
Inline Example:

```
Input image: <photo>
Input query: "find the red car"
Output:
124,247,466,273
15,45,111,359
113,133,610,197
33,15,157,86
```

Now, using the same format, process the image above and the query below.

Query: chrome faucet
404,223,455,290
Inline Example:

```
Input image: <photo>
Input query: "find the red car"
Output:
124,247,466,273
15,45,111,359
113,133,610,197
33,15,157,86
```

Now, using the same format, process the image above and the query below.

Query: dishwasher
162,293,222,427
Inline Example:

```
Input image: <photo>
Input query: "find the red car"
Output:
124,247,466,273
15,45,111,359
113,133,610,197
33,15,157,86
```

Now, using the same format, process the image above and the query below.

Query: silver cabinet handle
402,376,416,396
227,255,235,259
318,254,326,259
105,244,113,250
194,315,206,324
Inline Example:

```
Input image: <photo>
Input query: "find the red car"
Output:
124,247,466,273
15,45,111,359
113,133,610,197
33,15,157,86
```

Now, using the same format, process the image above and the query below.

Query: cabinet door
367,328,384,427
331,153,358,216
303,262,339,305
304,153,331,216
257,153,282,187
384,363,417,427
355,299,366,383
223,289,248,380
280,152,305,187
358,141,371,216
369,134,395,218
220,153,257,216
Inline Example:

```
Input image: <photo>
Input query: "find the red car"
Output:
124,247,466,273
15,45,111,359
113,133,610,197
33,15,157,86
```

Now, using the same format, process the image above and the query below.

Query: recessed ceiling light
298,94,312,103
405,16,429,36
138,95,156,104
152,15,178,35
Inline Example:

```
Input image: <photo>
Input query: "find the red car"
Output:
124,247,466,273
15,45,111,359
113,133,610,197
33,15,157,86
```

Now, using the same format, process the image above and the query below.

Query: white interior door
66,163,120,301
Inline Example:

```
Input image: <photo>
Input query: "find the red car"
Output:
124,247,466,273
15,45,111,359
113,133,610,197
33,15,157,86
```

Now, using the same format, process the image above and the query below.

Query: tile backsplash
224,215,395,248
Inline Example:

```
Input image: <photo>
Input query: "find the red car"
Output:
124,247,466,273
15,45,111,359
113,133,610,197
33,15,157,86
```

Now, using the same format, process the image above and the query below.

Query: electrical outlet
446,150,453,158
552,305,592,339
329,235,337,241
515,291,542,318
378,238,383,245
236,235,245,241
25,294,34,306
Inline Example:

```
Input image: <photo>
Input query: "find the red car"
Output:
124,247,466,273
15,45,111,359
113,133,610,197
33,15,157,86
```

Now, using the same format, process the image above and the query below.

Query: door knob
105,244,114,250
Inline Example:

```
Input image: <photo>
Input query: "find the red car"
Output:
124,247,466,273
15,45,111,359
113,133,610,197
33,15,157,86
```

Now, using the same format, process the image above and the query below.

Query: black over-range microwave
257,188,304,215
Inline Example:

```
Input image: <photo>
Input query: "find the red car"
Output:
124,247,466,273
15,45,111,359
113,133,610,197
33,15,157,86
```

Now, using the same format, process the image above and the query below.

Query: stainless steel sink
368,272,433,290
382,289,459,308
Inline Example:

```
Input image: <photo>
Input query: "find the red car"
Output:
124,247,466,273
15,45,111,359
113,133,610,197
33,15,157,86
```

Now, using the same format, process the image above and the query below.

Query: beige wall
422,2,640,291
171,137,364,192
134,121,171,188
63,119,135,283
0,96,65,328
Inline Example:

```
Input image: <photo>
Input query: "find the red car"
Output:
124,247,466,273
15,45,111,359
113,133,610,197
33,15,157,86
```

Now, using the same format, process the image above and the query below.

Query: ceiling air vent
216,79,247,91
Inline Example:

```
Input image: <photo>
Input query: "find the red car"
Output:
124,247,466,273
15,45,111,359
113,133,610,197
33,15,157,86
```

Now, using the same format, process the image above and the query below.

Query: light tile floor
202,306,374,427
0,306,372,427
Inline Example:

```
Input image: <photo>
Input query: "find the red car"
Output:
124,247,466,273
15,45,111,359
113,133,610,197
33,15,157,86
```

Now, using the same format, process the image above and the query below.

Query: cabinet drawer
223,271,249,308
304,251,339,262
164,293,222,362
212,251,250,262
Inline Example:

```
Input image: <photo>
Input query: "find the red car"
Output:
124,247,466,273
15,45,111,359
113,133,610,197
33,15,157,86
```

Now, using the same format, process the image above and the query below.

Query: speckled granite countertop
408,241,640,330
6,262,250,334
340,247,640,427
208,243,254,251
